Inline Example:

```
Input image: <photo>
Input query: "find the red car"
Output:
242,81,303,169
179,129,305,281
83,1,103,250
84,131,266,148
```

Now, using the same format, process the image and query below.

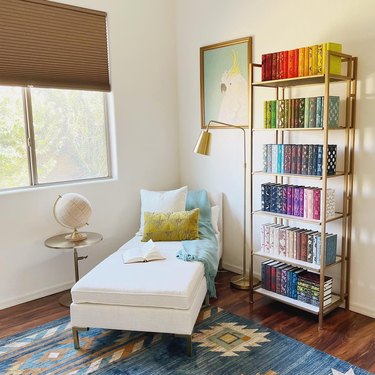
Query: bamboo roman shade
0,0,110,91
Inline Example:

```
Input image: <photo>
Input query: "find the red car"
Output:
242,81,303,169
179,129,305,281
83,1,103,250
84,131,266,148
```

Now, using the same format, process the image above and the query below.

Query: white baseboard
221,262,261,279
349,302,375,319
0,281,74,310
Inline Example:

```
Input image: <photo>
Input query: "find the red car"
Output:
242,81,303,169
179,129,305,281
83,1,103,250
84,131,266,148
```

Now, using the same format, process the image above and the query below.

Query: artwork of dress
200,37,251,128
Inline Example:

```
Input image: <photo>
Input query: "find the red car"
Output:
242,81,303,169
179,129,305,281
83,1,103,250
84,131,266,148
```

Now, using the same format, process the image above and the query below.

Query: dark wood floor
1,270,375,373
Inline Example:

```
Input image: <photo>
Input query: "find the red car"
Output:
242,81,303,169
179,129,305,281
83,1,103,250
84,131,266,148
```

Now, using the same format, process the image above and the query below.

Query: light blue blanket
176,190,219,298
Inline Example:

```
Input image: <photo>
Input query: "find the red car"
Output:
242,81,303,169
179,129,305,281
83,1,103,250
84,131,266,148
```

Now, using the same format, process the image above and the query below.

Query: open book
122,239,166,264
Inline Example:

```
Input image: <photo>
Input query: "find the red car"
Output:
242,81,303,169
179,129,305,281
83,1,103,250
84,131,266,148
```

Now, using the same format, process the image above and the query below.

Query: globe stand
65,228,88,242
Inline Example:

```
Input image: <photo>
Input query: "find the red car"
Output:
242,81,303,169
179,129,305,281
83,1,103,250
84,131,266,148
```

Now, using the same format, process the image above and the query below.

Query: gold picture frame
200,37,252,129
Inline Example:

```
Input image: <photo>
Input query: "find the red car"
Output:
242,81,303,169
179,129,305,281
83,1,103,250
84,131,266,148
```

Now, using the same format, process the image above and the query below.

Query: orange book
288,50,295,78
304,47,309,76
317,44,323,74
312,45,318,75
298,47,305,77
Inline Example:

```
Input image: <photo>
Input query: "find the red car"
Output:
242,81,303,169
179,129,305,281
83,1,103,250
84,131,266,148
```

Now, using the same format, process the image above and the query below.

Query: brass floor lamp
194,120,259,290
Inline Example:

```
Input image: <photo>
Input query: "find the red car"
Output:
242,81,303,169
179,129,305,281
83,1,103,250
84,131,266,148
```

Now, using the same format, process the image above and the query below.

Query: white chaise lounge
70,193,222,355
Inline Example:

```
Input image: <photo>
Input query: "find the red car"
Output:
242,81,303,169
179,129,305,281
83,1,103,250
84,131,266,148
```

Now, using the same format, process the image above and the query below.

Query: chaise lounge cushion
71,238,204,310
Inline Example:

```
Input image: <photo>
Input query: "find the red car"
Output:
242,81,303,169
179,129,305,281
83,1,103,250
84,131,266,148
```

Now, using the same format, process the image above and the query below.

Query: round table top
44,232,103,250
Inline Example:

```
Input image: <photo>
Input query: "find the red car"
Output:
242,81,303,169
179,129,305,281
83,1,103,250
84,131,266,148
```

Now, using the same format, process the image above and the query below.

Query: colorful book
271,145,278,173
265,53,272,80
313,189,321,220
288,50,295,78
261,54,266,81
316,145,323,176
308,97,317,127
277,100,286,128
271,52,277,80
296,144,303,175
293,49,299,77
328,96,340,128
323,42,342,75
304,47,309,76
291,145,298,174
262,145,268,172
279,51,286,79
271,100,277,128
301,145,309,175
293,186,300,216
277,144,283,173
266,101,272,128
316,96,323,128
298,98,305,128
285,99,290,128
287,185,294,215
267,144,272,172
282,186,288,214
294,99,299,128
304,97,310,128
276,52,281,80
270,184,278,212
263,101,268,128
307,144,314,175
317,44,324,74
298,47,305,77
284,144,292,173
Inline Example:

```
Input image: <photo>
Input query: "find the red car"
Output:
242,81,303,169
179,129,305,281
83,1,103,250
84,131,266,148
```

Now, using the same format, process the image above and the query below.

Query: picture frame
200,36,252,129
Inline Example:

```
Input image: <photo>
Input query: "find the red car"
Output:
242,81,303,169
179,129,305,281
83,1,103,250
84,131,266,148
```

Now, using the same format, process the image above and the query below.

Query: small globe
54,193,92,229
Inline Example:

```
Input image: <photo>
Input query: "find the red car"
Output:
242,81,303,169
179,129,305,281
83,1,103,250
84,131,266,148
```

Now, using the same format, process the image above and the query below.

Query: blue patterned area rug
0,307,371,375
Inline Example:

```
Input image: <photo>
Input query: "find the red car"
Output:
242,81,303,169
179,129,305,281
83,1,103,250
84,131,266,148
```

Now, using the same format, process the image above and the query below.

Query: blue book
271,145,278,173
312,145,318,175
262,183,272,211
277,144,283,173
307,145,314,175
276,185,283,213
316,145,323,176
325,234,338,265
280,145,285,173
267,144,273,172
292,269,304,299
270,184,278,213
287,267,297,298
262,145,268,172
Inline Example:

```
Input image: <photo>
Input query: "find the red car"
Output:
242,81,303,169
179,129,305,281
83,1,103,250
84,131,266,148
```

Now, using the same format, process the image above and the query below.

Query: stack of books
261,260,304,299
260,223,338,265
261,42,342,81
262,144,337,176
297,271,333,307
263,96,340,129
261,261,333,307
261,183,336,220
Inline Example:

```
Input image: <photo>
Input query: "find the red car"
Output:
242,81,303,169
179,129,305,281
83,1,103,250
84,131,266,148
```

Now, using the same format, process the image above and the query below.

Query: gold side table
44,232,103,307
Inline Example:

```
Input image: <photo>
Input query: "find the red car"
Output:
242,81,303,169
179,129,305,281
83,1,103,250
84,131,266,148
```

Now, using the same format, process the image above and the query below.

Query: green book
316,96,323,128
304,97,310,128
266,101,272,128
277,100,286,128
285,99,290,128
271,100,277,128
308,97,317,128
264,101,268,128
328,96,340,128
298,98,305,128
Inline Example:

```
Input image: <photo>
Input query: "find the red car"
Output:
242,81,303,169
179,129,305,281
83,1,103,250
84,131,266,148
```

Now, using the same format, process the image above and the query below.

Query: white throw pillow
211,205,220,234
137,186,188,235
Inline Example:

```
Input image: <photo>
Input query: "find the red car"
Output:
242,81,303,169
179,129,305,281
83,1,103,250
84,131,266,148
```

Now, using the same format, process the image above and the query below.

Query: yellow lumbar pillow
142,208,199,242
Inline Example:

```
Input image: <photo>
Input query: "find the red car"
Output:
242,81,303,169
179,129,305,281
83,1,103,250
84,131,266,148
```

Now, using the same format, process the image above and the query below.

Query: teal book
308,97,317,128
328,96,340,128
262,145,268,172
304,97,310,128
277,145,282,173
325,234,338,265
316,96,323,128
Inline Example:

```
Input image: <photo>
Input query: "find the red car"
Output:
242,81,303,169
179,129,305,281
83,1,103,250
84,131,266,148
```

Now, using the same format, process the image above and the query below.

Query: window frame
1,86,112,192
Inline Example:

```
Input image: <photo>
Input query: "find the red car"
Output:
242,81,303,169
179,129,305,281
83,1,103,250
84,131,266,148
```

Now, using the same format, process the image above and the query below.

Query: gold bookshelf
249,51,358,329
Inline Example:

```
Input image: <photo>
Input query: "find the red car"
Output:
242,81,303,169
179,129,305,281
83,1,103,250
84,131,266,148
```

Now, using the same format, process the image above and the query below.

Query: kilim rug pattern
0,307,371,374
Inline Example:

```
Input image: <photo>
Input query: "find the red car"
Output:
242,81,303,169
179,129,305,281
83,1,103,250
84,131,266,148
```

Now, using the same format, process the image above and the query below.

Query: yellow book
323,42,342,75
317,44,323,74
308,46,313,75
312,45,318,75
304,47,309,76
298,47,305,77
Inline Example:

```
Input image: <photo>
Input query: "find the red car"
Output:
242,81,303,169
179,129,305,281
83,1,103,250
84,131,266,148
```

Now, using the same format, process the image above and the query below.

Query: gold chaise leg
72,327,89,349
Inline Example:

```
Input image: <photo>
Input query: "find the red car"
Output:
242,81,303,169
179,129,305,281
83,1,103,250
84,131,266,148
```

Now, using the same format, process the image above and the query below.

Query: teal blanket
176,190,219,298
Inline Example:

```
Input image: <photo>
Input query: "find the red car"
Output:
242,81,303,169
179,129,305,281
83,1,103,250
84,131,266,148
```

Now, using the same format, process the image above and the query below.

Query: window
0,87,110,191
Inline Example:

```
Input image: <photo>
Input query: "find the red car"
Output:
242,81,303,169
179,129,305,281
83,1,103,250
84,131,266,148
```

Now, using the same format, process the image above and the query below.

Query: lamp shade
194,130,211,155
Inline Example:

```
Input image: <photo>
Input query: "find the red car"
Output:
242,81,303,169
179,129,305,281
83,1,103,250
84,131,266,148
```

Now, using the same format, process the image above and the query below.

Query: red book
301,231,308,261
271,53,277,80
262,54,266,81
296,144,302,175
266,54,272,80
279,51,285,79
313,189,321,220
293,48,299,77
276,52,281,79
283,51,288,79
294,99,299,128
288,50,295,78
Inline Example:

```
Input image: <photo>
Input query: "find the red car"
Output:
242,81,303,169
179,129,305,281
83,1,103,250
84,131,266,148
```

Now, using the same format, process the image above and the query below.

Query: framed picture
200,37,252,129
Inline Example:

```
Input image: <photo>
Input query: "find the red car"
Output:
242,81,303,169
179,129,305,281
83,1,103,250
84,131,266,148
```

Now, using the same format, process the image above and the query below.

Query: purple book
287,185,294,215
293,187,300,216
282,185,288,214
291,145,298,174
299,187,304,217
284,145,292,174
297,145,303,175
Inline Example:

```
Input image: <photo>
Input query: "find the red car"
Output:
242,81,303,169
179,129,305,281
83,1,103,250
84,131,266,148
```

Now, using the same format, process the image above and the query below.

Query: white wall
176,0,375,317
0,0,179,309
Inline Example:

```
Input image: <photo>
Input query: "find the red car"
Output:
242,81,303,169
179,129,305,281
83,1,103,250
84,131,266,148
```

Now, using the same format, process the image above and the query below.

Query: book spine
269,226,275,254
276,52,281,80
313,188,321,220
277,100,286,128
266,101,272,128
294,99,299,128
287,185,294,215
281,268,288,295
291,144,297,174
293,187,300,216
271,265,277,292
282,185,288,214
271,145,278,173
304,47,309,76
328,96,340,128
307,233,314,263
283,51,288,79
261,262,267,288
316,96,322,128
261,183,265,211
296,144,302,175
280,145,285,173
276,267,282,294
288,49,295,78
308,46,313,75
262,144,268,172
307,144,314,175
304,97,310,128
267,144,272,173
299,187,304,217
308,97,317,128
304,188,308,218
279,228,286,256
277,144,282,174
285,99,290,128
276,185,283,214
284,144,292,174
290,99,295,129
301,232,308,261
274,226,280,255
271,100,277,128
271,52,277,80
298,47,305,77
279,51,285,79
317,145,323,176
313,235,319,264
307,188,314,219
266,53,272,80
312,145,318,175
261,224,265,251
264,101,268,128
298,98,305,128
325,234,338,265
293,48,299,77
264,183,271,211
296,231,302,260
301,144,309,175
262,54,266,81
312,45,318,75
264,225,270,252
270,184,278,213
317,44,323,74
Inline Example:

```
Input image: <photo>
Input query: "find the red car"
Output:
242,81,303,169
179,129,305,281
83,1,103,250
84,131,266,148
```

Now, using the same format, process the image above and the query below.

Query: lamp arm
207,120,247,278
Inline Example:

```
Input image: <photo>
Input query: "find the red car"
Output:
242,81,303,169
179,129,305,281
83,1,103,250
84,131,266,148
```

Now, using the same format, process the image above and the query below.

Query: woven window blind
0,0,110,91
